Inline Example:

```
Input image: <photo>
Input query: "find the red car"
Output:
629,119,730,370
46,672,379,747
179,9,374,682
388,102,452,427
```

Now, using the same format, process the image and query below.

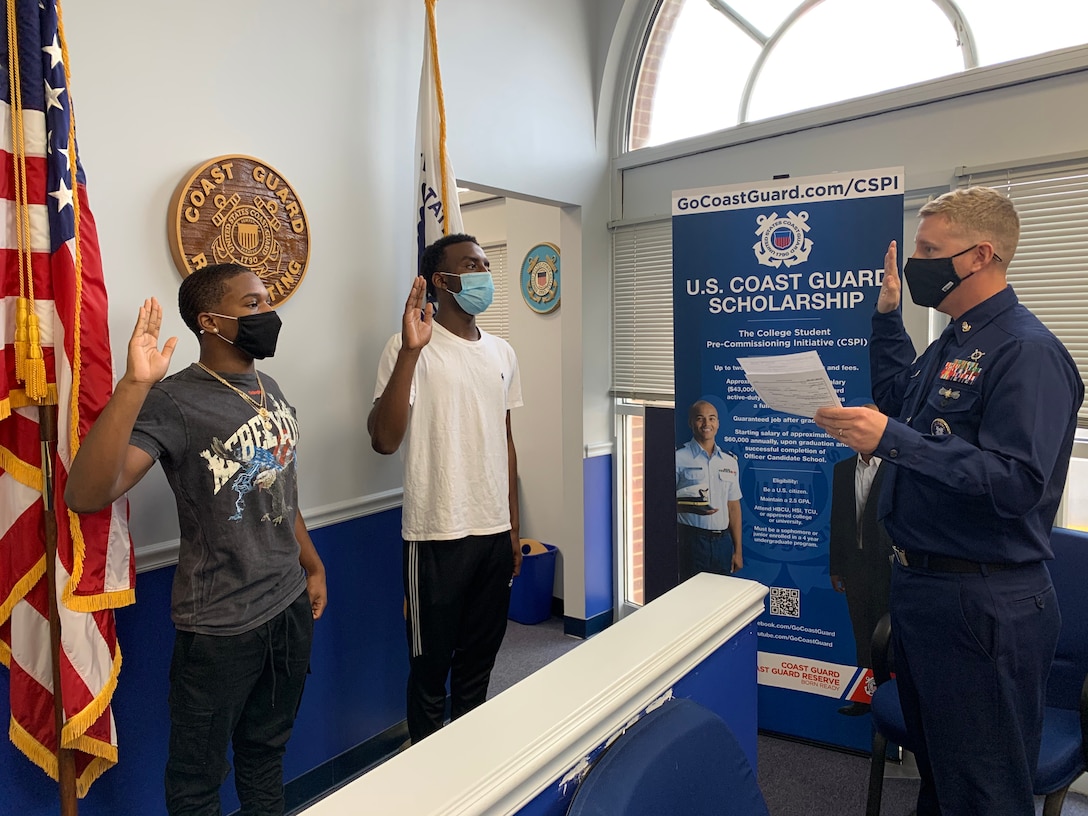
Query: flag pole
39,404,78,816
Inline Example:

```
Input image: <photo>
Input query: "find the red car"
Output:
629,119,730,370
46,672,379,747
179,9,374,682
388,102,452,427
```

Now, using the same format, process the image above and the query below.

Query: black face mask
207,311,282,359
903,245,977,308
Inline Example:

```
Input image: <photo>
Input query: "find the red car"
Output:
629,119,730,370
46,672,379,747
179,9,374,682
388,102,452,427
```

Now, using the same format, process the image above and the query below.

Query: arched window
629,0,1088,150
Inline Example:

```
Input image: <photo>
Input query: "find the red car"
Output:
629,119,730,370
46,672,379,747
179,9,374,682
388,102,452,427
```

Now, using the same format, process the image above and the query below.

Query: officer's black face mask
903,245,977,309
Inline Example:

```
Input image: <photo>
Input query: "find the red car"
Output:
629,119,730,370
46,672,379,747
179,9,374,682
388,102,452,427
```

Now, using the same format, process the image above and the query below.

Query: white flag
415,0,463,271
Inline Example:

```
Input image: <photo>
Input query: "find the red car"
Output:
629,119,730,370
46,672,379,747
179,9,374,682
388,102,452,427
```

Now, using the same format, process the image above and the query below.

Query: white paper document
736,351,841,418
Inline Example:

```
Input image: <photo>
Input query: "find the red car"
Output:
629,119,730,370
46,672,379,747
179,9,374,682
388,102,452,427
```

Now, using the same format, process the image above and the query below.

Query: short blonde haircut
918,186,1019,263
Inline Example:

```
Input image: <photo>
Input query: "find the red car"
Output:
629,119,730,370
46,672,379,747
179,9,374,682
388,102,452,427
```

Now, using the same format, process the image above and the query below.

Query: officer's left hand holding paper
737,351,841,418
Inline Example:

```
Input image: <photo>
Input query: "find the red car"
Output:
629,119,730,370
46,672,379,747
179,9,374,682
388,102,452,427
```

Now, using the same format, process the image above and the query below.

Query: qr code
769,586,801,618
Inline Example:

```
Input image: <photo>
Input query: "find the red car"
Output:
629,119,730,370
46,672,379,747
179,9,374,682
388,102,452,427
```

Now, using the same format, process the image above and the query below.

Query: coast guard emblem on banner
754,210,813,268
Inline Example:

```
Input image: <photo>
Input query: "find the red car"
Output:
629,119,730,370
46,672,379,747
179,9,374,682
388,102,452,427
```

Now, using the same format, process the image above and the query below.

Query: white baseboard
134,488,404,573
583,441,614,458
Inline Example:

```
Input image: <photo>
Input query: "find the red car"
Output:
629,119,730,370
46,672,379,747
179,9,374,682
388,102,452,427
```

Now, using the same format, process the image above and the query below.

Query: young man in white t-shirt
369,234,523,743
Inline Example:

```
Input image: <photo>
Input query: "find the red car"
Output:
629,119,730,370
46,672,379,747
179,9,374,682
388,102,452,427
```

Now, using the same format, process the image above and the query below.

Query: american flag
1,0,133,796
415,0,463,273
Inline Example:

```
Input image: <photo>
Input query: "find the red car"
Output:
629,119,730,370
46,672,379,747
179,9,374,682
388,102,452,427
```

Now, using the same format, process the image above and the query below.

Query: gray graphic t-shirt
130,364,306,635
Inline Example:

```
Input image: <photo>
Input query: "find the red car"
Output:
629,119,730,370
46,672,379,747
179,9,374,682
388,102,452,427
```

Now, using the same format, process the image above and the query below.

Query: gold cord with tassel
7,0,48,401
14,296,29,382
24,308,47,399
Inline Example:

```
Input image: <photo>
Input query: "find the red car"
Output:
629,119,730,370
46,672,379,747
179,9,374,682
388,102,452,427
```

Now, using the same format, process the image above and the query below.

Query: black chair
866,527,1088,816
567,697,769,816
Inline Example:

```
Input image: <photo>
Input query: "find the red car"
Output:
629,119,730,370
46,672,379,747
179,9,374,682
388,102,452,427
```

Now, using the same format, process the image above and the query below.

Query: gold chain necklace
194,362,272,430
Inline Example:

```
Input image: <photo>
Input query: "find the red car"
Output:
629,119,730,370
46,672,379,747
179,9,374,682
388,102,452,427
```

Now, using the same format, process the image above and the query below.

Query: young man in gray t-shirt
66,263,326,815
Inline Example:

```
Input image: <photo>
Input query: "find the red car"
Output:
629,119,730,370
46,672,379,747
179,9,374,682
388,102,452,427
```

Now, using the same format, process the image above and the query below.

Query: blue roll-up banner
672,168,904,750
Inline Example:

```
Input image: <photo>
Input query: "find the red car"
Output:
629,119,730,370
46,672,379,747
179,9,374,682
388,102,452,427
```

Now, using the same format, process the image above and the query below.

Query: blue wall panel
0,508,406,816
672,623,759,767
582,454,614,620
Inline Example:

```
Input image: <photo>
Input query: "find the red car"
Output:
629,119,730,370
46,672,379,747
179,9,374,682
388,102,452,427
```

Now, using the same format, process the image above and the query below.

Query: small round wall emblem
520,242,560,314
168,155,310,305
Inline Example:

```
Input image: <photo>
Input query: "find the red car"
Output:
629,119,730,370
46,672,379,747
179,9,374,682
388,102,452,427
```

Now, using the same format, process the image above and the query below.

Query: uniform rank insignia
939,358,981,384
937,386,961,407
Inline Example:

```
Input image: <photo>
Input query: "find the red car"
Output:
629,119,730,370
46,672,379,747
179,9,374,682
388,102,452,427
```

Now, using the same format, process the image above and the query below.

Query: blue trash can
509,541,557,624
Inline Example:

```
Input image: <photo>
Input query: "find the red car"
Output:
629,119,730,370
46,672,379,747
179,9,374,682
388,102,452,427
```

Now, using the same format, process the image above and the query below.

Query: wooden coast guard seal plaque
168,155,310,305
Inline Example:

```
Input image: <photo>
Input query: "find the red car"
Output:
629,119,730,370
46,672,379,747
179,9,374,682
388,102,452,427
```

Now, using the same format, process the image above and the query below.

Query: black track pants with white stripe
403,532,513,743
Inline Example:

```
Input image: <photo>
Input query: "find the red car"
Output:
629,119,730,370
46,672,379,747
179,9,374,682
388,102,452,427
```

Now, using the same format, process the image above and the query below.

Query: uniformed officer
814,187,1083,815
676,399,743,580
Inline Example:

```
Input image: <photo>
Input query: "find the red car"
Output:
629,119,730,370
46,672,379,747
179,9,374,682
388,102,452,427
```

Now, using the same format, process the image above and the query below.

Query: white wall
459,188,600,618
433,0,624,617
462,198,576,603
63,1,415,545
504,201,565,583
461,198,506,247
60,0,618,621
617,67,1088,264
52,0,1088,634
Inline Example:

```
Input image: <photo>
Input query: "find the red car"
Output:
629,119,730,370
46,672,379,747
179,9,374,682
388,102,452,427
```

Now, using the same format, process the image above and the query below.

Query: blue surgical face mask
439,271,494,315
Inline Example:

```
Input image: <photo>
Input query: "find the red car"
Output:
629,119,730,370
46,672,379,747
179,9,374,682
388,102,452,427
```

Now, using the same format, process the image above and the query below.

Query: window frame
703,0,978,127
614,400,646,616
614,0,1088,167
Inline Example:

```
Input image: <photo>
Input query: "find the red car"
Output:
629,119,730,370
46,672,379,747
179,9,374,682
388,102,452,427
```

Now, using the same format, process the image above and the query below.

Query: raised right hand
402,276,434,351
126,298,177,385
876,240,900,314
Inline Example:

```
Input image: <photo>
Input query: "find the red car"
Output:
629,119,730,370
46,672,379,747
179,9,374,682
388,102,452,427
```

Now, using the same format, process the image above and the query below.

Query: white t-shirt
374,321,523,541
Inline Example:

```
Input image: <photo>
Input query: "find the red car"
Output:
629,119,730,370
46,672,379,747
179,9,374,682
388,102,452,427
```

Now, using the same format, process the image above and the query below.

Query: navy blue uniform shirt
871,286,1083,564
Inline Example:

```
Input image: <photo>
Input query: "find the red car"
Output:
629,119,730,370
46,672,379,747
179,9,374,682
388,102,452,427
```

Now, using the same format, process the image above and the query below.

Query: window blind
476,243,509,340
612,220,674,402
957,156,1088,426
